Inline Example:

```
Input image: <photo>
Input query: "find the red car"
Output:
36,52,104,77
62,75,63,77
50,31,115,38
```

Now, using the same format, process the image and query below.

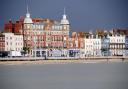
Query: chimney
96,34,98,38
91,34,94,39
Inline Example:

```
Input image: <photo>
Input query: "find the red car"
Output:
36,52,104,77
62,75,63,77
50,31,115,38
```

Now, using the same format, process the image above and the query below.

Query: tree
101,48,109,56
23,47,30,56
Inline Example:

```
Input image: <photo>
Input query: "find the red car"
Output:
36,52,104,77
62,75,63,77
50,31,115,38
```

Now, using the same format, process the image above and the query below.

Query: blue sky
0,0,128,32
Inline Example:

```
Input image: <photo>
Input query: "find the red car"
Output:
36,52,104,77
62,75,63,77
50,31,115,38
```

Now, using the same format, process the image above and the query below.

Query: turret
23,5,33,29
60,8,70,31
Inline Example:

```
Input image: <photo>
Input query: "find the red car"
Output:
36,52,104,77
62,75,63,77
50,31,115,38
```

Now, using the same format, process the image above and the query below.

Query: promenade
0,56,128,61
0,56,128,65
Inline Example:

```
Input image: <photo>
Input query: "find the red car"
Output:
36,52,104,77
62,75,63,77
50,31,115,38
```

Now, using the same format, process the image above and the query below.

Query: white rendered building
84,35,101,57
2,33,23,52
108,34,125,56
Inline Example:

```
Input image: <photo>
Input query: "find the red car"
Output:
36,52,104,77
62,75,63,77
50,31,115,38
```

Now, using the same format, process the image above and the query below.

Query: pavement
0,59,128,65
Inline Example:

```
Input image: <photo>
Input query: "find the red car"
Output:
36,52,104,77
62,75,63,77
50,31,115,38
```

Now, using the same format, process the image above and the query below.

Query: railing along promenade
0,56,128,61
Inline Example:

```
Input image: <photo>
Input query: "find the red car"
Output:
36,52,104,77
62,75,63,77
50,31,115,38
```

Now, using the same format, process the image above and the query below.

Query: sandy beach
0,59,128,65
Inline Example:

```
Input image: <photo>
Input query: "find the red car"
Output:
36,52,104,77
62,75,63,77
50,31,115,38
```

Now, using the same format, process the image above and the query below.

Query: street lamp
105,38,110,62
34,35,36,57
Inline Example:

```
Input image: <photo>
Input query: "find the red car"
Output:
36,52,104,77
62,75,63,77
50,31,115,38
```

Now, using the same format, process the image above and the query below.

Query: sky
0,0,128,32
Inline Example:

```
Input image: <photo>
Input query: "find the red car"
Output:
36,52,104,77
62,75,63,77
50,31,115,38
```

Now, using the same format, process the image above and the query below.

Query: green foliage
23,47,30,54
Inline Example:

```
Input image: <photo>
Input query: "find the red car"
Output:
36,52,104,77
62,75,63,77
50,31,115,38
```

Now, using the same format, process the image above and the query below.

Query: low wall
0,56,128,61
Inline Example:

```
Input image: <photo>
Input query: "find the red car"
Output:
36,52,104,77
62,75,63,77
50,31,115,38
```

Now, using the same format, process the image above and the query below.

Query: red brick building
22,8,70,57
4,17,24,34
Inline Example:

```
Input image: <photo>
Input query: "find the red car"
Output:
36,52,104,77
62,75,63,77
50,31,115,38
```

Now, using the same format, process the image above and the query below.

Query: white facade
3,33,23,52
108,34,125,56
85,36,101,57
15,35,23,51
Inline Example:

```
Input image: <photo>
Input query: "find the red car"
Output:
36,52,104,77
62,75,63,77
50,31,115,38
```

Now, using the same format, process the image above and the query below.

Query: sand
0,59,128,65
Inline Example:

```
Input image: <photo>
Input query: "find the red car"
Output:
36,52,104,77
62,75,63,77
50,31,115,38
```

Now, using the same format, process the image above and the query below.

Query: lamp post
34,35,36,58
106,38,109,62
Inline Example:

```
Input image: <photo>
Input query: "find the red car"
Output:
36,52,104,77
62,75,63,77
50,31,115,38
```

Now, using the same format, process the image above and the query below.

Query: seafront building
84,31,102,57
23,8,70,57
101,35,110,56
1,7,128,58
77,32,85,58
4,18,23,34
68,32,85,58
0,32,23,56
108,30,125,56
68,32,80,57
125,36,128,56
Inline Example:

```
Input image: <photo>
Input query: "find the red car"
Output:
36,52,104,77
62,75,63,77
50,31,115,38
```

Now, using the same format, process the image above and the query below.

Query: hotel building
23,8,70,57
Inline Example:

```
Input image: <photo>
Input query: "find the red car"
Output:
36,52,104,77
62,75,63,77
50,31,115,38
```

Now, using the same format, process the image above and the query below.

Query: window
33,25,35,29
27,25,30,29
41,25,44,29
119,45,123,48
122,39,124,43
2,37,5,40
